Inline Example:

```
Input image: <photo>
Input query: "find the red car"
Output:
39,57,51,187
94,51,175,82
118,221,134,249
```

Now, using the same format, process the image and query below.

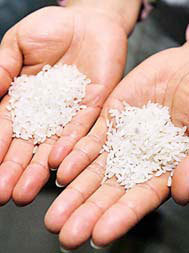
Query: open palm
0,6,127,205
45,43,189,249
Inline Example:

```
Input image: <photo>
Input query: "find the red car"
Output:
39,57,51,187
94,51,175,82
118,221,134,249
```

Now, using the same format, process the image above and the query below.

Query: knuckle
3,159,24,171
118,200,139,222
86,160,105,178
30,161,48,172
136,182,161,204
74,147,91,163
67,186,86,202
87,134,104,146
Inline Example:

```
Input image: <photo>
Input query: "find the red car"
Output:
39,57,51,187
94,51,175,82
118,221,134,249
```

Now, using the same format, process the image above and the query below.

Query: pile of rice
102,102,189,190
7,64,90,144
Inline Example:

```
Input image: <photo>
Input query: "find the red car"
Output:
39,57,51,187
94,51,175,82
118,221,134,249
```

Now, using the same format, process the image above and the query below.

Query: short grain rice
102,102,189,190
7,64,90,144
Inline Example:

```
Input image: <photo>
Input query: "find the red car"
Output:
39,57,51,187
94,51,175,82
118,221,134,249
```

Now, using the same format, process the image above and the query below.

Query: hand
45,43,189,249
0,2,141,206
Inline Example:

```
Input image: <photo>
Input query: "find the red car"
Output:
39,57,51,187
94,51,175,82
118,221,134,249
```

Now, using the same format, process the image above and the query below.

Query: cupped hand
0,5,128,206
45,43,189,249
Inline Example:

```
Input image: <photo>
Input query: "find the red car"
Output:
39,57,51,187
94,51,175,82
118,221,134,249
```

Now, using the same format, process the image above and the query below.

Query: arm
65,0,142,34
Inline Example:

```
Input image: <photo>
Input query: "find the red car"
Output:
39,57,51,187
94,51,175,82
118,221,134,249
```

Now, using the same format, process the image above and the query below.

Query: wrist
61,0,142,35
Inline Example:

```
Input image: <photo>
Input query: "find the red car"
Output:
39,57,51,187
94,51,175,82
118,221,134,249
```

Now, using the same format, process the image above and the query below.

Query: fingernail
90,239,104,250
60,245,71,253
55,179,65,188
50,167,57,171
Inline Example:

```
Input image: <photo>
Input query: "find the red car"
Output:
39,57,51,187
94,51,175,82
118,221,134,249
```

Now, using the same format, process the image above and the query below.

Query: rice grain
7,64,90,145
102,102,189,190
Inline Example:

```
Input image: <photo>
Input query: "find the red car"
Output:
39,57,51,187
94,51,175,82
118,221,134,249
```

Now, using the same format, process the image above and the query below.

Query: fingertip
92,225,116,248
55,179,65,188
0,162,22,205
92,205,131,247
59,245,71,253
13,175,42,206
172,157,189,206
48,148,66,169
48,148,62,169
50,167,57,172
0,184,11,206
92,223,110,247
90,239,105,250
58,207,92,249
0,177,11,205
172,196,188,206
171,176,188,206
45,188,84,234
56,171,71,187
59,225,80,250
56,161,75,186
44,211,60,234
48,137,73,169
56,151,89,186
12,185,34,206
59,204,98,248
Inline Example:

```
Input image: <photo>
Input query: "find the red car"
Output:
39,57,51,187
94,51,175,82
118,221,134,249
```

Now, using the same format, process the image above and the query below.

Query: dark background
0,0,57,38
0,1,189,253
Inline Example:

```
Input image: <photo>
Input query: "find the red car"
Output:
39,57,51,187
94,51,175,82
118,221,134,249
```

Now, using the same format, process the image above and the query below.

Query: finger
49,83,106,169
13,137,57,206
92,174,170,247
45,153,107,234
56,116,107,185
0,28,22,95
21,63,47,76
49,107,100,169
172,156,189,206
0,96,13,164
56,97,124,186
59,178,125,249
0,138,34,205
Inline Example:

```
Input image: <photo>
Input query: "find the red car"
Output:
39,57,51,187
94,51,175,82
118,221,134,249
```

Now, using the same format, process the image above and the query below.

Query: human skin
45,43,189,249
0,1,141,206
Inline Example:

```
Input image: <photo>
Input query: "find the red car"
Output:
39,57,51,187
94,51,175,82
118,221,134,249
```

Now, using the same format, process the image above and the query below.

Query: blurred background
0,0,189,253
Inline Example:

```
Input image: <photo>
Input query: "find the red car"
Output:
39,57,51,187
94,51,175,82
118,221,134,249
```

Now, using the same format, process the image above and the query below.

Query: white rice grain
7,64,90,145
103,102,189,190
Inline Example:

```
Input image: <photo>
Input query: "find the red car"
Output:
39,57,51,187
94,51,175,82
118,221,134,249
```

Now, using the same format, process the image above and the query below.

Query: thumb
0,28,22,96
